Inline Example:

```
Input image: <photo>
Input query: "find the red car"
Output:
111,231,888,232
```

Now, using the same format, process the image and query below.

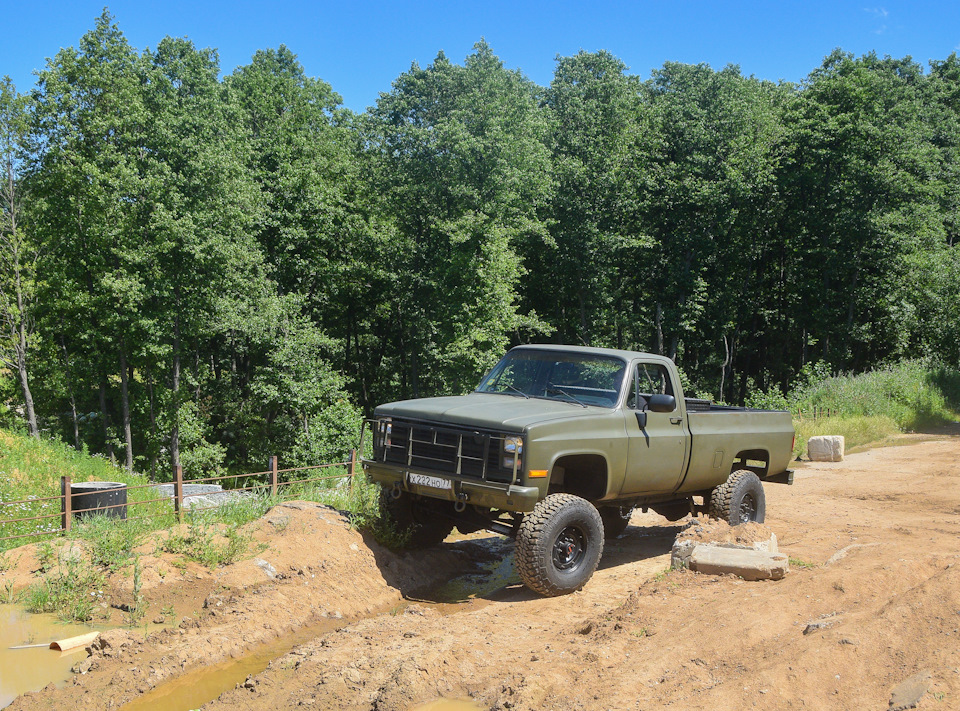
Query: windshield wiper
546,384,587,408
502,383,529,399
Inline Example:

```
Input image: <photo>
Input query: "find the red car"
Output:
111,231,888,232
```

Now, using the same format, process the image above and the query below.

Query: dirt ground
5,428,960,710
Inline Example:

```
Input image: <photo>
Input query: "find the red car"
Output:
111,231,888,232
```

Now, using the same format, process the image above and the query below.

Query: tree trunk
98,377,116,464
119,345,133,472
655,302,664,355
16,349,38,438
7,232,38,437
147,367,157,480
170,314,181,471
60,339,80,448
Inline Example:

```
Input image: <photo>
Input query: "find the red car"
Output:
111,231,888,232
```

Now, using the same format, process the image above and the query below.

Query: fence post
348,449,357,491
269,456,278,496
61,475,72,533
174,465,183,522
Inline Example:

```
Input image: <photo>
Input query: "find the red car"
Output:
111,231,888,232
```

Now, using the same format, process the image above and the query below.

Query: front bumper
363,460,541,512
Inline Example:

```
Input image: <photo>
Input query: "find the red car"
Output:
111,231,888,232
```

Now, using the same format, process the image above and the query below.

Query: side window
627,363,674,410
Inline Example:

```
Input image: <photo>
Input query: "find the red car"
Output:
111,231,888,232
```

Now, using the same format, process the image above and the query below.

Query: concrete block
670,540,697,570
689,545,789,581
807,435,845,462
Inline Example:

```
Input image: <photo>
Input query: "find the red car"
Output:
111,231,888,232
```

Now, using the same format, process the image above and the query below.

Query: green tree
30,11,147,464
0,77,39,436
537,50,649,349
138,35,263,474
782,51,941,372
369,41,553,397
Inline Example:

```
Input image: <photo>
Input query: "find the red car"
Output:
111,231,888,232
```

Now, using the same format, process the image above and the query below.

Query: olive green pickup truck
363,345,795,596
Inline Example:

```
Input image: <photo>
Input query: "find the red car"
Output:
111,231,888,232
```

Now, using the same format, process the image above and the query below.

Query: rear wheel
598,505,633,539
709,470,766,525
515,494,604,596
378,488,455,547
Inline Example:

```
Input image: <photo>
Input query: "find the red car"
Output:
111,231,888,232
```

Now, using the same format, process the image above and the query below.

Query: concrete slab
807,435,845,462
689,545,789,581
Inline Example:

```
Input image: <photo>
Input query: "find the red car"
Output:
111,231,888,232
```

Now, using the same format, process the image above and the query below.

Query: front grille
372,418,519,484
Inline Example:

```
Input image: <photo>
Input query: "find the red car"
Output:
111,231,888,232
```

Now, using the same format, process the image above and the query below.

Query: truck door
620,362,690,495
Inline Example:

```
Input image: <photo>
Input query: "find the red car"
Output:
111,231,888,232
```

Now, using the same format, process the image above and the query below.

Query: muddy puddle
411,699,484,710
121,539,514,710
408,541,519,610
0,605,100,708
119,615,350,711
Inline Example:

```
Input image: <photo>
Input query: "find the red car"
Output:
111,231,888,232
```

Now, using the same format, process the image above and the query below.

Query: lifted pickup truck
364,345,795,596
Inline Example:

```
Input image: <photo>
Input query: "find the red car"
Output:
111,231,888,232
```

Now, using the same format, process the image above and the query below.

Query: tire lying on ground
516,493,604,596
709,470,766,525
597,504,633,539
378,488,455,547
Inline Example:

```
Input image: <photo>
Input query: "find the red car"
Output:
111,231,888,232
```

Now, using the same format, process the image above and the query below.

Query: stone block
807,435,845,462
670,540,697,570
689,545,789,581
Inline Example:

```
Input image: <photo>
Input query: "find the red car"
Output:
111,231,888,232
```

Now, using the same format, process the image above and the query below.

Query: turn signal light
529,469,548,478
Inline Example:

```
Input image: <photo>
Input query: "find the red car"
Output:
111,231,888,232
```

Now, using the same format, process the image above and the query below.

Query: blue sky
3,1,959,112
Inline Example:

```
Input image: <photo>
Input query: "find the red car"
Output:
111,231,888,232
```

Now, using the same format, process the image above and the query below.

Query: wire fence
795,406,837,421
0,449,358,546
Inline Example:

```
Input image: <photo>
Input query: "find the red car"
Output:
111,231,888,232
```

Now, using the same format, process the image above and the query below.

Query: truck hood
374,393,604,431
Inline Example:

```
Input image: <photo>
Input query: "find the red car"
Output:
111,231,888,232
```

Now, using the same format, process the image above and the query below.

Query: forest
1,11,959,478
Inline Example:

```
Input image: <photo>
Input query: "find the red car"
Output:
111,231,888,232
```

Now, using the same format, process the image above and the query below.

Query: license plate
408,473,452,490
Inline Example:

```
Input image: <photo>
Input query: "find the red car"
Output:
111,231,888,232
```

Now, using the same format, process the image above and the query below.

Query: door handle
669,417,682,425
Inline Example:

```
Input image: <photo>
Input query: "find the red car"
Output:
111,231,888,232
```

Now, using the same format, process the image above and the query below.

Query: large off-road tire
598,505,633,539
709,470,766,525
515,493,604,596
378,488,455,548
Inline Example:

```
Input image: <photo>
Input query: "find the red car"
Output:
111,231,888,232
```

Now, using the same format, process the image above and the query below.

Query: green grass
790,360,960,431
749,360,960,458
71,514,152,571
22,552,106,622
161,523,258,569
0,430,169,549
792,415,901,458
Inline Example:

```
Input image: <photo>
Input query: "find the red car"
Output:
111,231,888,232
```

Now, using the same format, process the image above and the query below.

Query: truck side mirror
635,411,647,429
648,394,676,413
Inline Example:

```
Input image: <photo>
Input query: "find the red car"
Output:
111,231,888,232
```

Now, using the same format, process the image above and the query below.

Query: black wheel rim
553,525,586,571
738,493,756,523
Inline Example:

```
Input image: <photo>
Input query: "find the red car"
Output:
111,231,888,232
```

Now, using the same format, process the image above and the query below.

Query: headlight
503,435,523,470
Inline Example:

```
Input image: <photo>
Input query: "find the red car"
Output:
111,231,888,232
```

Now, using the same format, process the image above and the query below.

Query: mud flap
762,470,794,485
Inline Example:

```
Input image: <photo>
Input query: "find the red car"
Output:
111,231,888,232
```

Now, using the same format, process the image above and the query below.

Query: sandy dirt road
7,429,960,710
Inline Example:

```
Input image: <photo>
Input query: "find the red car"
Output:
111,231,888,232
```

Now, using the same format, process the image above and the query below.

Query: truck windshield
476,350,627,407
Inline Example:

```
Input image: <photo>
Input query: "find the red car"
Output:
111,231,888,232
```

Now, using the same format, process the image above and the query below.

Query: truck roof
510,344,672,364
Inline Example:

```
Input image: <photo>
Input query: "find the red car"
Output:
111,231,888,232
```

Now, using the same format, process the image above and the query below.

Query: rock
688,545,789,581
888,669,931,710
255,558,277,579
670,540,697,570
90,629,134,658
71,657,94,674
803,621,833,635
807,435,845,462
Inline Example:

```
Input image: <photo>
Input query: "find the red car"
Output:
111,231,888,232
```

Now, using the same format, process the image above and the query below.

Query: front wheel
515,494,604,596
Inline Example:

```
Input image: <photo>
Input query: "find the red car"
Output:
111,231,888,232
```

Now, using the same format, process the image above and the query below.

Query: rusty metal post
61,476,72,533
348,449,357,491
173,465,183,522
269,456,278,496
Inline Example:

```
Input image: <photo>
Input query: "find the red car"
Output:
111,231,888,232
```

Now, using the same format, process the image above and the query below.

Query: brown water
119,616,348,711
0,605,99,708
121,542,513,711
410,699,484,711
